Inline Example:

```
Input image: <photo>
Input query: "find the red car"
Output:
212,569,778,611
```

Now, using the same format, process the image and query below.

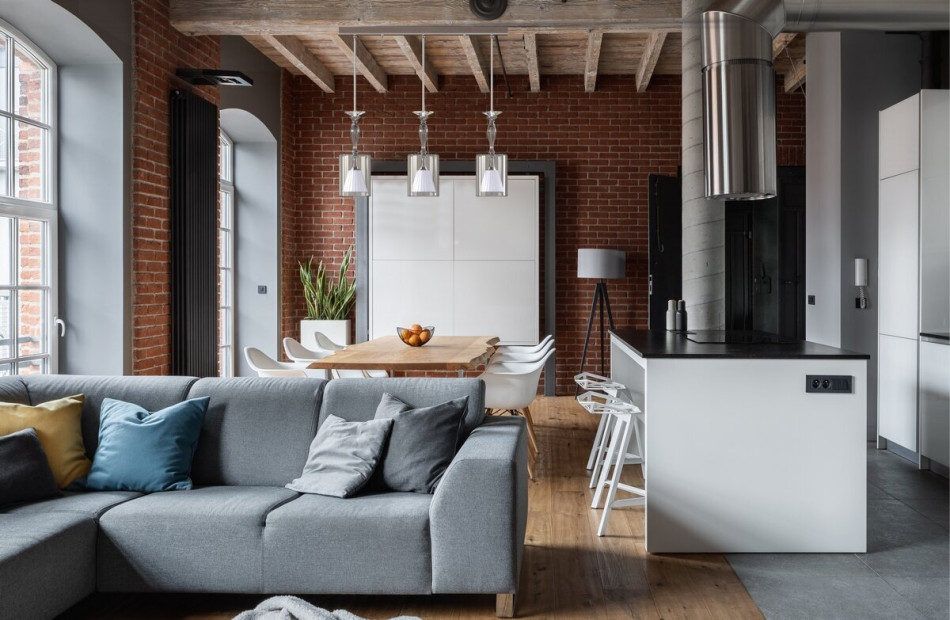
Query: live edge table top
306,335,501,371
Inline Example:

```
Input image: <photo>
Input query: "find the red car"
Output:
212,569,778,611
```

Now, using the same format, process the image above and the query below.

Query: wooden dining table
305,335,500,375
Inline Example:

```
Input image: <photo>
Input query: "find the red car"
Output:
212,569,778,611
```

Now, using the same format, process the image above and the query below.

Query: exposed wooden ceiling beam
393,35,439,93
459,35,490,94
170,0,681,35
784,58,807,93
523,32,540,93
772,33,797,60
330,34,388,93
262,35,334,93
636,31,667,93
584,29,604,93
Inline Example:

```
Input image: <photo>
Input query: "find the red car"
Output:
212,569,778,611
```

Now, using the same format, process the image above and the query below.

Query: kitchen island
610,329,870,553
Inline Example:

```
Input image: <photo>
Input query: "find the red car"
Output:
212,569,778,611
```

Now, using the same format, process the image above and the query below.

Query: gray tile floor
728,446,949,620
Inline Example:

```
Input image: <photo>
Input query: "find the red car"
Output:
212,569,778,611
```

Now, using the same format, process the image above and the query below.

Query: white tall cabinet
368,176,540,344
877,90,950,466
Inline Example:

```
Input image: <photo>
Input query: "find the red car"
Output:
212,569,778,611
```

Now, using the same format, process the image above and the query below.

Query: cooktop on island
685,331,796,345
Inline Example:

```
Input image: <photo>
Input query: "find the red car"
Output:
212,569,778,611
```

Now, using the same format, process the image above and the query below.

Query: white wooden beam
330,34,388,93
523,32,540,92
170,0,681,35
262,35,334,93
784,58,806,93
584,29,604,93
635,31,667,93
459,35,490,94
393,35,439,93
772,33,797,60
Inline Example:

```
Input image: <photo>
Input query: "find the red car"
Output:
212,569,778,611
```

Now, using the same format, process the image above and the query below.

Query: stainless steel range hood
701,0,950,201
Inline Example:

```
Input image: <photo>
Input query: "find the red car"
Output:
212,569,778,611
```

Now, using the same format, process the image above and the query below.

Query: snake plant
299,247,356,321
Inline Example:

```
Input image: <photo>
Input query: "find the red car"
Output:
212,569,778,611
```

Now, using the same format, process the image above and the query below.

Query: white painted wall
805,33,842,348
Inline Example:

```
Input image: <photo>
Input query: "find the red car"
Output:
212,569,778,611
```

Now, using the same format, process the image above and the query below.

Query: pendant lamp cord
489,35,494,114
421,35,426,113
352,35,357,113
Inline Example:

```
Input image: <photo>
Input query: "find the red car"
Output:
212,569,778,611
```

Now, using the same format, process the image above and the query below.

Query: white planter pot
300,320,351,351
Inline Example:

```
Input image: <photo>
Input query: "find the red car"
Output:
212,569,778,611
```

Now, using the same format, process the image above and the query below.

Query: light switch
258,285,267,294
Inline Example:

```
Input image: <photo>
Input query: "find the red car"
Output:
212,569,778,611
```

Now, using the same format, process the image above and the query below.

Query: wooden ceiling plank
772,33,797,60
584,29,604,93
523,32,540,92
459,35,490,93
635,31,667,92
784,58,806,93
170,0,682,35
262,34,335,92
393,35,439,92
330,34,388,93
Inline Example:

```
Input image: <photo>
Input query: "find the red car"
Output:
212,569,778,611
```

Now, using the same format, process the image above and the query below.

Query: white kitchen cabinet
919,339,949,467
920,91,950,336
879,94,919,179
369,176,540,343
879,334,918,452
878,171,919,340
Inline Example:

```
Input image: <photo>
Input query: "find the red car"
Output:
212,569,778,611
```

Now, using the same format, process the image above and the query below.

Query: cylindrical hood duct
702,10,777,200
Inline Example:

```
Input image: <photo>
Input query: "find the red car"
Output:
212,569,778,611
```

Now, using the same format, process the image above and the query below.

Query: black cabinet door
648,174,682,330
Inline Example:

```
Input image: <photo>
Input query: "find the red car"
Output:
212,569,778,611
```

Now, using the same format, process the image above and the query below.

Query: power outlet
257,285,267,294
805,375,853,394
808,295,816,305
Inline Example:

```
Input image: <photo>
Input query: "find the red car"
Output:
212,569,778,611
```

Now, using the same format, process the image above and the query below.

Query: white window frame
218,130,235,377
0,18,57,376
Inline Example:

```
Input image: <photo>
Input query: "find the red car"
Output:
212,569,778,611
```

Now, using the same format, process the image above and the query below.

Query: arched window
219,130,234,377
0,20,55,376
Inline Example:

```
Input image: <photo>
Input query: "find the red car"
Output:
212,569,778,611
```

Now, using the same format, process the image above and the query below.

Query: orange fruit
410,323,422,334
400,328,412,340
419,329,431,343
408,334,421,346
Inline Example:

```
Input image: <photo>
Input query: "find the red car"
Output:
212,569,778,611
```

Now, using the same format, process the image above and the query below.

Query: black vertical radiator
170,89,218,377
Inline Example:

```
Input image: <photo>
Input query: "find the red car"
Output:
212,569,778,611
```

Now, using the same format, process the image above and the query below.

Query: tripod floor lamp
577,248,626,389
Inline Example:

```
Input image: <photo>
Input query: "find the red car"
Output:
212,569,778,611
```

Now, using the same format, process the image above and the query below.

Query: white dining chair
494,335,554,353
479,349,555,479
285,336,387,379
244,347,316,378
490,339,554,366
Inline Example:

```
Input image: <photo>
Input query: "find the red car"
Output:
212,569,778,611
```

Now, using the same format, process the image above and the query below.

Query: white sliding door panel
454,178,538,261
878,334,918,451
370,261,454,339
454,261,538,343
878,171,919,339
371,178,454,260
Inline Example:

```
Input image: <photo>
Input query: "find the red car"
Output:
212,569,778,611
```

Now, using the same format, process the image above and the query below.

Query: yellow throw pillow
0,394,90,488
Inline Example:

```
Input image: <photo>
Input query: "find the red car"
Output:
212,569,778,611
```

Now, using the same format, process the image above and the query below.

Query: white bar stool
590,398,645,537
574,372,627,481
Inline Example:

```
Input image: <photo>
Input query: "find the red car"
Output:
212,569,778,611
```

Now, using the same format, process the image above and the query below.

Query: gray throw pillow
374,393,468,494
0,427,60,508
287,414,393,498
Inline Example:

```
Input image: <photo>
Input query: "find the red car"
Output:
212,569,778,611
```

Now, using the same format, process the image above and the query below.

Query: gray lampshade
577,249,626,279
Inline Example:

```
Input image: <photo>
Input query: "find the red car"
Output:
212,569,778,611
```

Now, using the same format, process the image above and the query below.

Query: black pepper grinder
675,300,688,332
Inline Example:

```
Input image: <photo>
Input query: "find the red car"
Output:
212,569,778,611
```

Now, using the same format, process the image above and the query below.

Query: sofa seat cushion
0,512,96,620
98,486,298,593
3,490,142,518
262,492,432,594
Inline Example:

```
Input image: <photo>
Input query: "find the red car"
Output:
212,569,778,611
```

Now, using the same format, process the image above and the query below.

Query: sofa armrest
430,416,528,595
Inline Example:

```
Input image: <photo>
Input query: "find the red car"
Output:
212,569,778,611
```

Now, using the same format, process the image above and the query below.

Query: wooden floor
63,397,763,620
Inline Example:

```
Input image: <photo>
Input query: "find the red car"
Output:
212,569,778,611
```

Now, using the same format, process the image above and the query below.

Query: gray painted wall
221,37,282,145
807,32,923,439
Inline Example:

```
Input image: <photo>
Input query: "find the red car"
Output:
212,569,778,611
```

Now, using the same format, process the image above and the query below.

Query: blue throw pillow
86,397,210,492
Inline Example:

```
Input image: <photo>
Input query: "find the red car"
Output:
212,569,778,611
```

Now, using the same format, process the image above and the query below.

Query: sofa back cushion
188,377,325,486
321,378,485,440
13,375,198,459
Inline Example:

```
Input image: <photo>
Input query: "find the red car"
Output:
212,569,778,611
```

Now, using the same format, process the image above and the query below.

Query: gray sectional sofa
0,375,528,620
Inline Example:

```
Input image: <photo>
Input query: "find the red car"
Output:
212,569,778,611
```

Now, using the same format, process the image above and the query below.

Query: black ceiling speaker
470,0,507,21
176,68,253,87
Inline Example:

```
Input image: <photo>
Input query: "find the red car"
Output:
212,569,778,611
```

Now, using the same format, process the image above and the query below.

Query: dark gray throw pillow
0,427,60,508
286,414,393,498
374,392,469,494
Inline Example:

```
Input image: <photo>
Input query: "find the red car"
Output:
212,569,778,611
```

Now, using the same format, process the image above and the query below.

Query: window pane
14,122,45,201
0,37,8,112
14,44,45,123
0,363,11,376
0,290,11,359
18,358,44,376
17,218,43,285
0,118,8,196
18,288,44,356
220,191,232,229
0,217,11,286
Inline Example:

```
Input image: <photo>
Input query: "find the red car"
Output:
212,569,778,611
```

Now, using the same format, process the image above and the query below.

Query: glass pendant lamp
408,36,439,197
476,35,508,197
339,35,371,197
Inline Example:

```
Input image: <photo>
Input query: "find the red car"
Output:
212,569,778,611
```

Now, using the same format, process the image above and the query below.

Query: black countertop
611,329,871,359
920,332,950,342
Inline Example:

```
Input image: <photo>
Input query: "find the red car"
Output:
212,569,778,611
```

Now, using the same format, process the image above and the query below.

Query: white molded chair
490,339,554,366
284,336,386,379
244,347,317,378
494,335,553,353
479,349,555,479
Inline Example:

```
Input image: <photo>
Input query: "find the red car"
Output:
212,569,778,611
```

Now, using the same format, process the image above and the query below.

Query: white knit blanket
233,595,423,620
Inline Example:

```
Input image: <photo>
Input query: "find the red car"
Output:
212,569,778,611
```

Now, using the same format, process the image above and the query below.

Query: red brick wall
777,77,806,166
280,70,299,341
130,0,219,374
282,73,806,394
